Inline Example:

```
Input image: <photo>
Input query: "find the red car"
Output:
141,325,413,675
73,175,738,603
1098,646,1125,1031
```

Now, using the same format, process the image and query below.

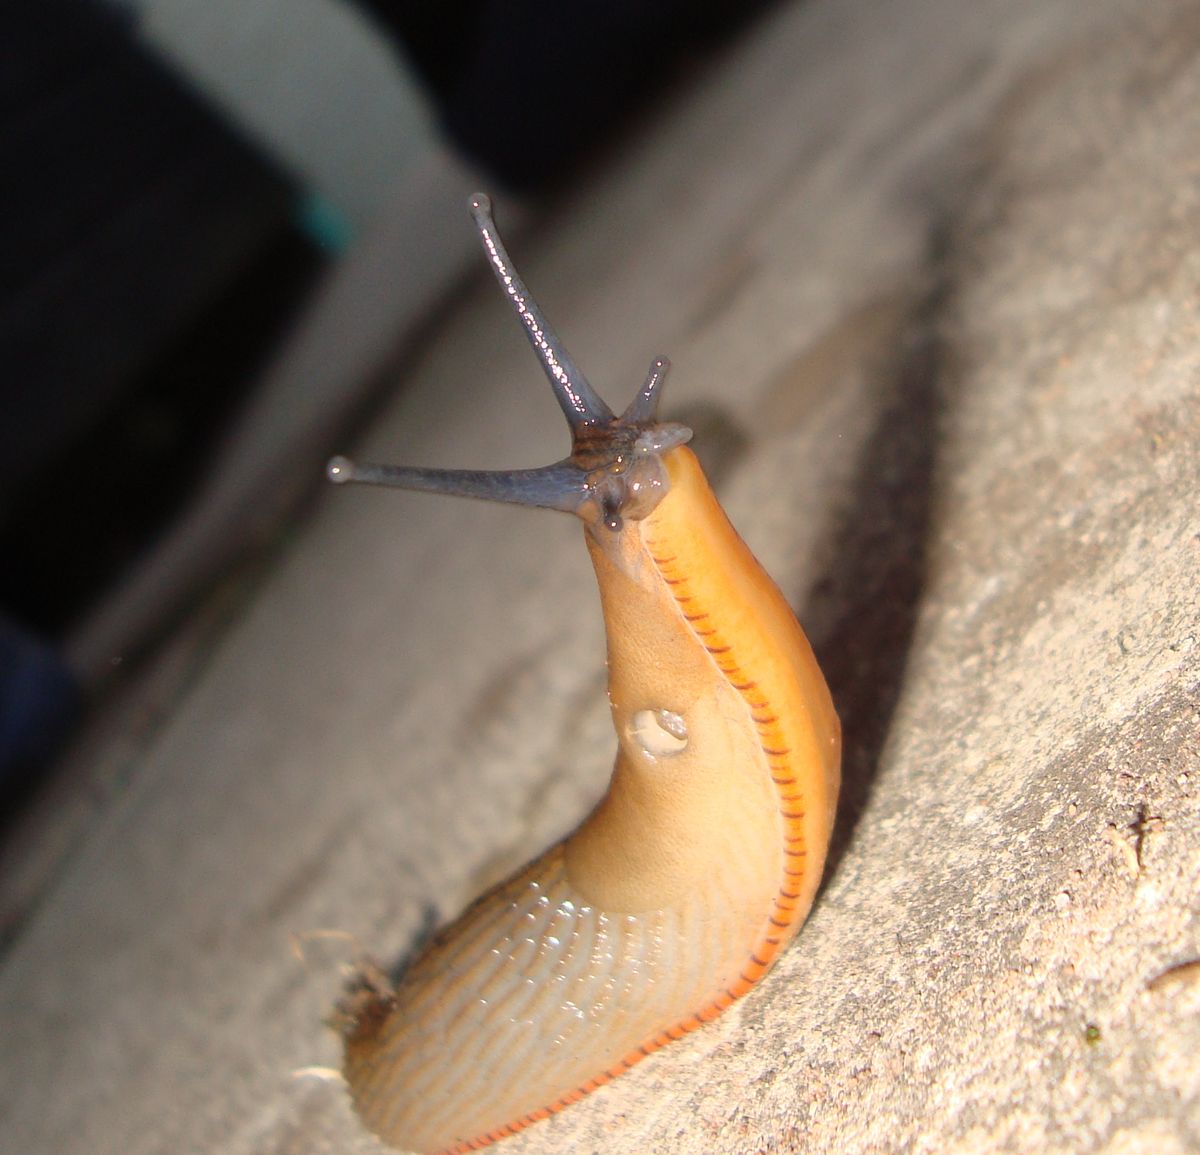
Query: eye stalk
327,196,692,531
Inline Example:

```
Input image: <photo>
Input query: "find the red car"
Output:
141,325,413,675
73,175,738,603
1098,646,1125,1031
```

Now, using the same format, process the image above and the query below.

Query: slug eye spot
628,709,689,758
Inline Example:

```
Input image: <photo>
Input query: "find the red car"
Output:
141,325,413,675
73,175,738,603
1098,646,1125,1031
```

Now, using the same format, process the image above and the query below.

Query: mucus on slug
326,193,841,1155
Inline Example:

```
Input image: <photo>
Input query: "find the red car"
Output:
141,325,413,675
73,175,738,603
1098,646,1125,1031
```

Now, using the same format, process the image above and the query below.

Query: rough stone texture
2,1,1198,1153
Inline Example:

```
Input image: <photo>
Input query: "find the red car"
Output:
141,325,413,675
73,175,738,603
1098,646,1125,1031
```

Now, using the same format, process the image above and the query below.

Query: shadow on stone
807,250,954,881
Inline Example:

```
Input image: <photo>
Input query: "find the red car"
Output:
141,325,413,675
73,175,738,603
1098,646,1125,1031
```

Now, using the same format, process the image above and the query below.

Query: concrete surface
2,0,1198,1153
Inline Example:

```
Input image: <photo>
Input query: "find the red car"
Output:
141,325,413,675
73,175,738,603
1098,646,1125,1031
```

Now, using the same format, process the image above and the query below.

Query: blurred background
0,0,777,846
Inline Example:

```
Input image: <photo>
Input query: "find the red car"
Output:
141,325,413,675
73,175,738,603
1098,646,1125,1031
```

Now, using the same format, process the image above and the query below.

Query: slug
327,194,841,1155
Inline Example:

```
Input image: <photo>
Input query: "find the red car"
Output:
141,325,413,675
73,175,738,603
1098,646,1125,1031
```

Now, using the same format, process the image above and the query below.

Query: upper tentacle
470,194,614,430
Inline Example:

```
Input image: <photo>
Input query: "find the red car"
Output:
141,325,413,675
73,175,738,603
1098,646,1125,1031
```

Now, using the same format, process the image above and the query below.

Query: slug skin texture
329,195,840,1155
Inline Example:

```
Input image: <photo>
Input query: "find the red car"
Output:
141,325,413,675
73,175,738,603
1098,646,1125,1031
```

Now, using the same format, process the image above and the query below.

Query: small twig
1146,958,1200,993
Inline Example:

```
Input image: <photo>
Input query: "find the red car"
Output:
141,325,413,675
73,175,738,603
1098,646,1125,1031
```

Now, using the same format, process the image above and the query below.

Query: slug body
329,196,840,1155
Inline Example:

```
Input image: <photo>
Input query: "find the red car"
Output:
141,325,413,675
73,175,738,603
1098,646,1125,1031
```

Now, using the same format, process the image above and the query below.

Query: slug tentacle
328,195,841,1155
469,192,613,429
326,456,590,515
327,196,691,530
622,355,672,425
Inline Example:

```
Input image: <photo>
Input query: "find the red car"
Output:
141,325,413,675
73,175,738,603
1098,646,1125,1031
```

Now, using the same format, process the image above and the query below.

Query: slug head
327,194,691,533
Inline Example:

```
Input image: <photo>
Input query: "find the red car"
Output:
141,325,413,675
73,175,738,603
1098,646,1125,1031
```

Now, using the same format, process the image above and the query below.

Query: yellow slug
327,195,841,1155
